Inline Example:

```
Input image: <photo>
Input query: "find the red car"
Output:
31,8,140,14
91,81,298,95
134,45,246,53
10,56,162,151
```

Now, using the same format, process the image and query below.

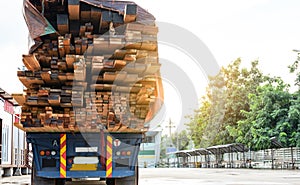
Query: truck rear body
27,132,142,179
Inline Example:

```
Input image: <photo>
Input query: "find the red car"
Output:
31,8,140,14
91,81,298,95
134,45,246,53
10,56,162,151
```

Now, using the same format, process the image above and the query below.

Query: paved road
140,168,300,185
1,168,300,185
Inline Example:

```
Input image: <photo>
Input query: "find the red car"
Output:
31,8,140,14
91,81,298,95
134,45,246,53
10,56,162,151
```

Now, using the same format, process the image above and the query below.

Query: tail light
45,150,51,156
115,151,132,156
51,151,56,156
68,158,73,164
40,150,45,156
40,150,57,157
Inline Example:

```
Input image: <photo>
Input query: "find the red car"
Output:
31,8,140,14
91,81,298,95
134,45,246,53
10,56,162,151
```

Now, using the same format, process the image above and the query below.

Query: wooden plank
142,63,161,75
57,14,69,35
113,60,127,70
91,7,102,33
140,41,157,51
80,3,91,23
12,93,26,106
142,25,159,35
40,71,51,82
22,54,41,72
126,23,144,31
48,94,60,106
68,0,80,20
124,4,137,23
70,20,80,36
66,55,76,69
113,12,124,24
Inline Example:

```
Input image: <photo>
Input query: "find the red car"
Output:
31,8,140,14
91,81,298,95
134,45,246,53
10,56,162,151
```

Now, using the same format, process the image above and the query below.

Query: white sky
1,0,300,134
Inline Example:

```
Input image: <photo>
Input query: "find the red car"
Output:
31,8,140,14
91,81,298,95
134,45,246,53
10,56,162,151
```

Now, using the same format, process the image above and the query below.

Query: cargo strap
60,133,67,178
106,135,113,178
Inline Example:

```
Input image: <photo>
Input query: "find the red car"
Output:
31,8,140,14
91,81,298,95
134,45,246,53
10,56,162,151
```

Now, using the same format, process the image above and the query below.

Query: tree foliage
237,79,300,150
187,57,300,150
289,54,300,88
187,59,266,148
170,130,190,150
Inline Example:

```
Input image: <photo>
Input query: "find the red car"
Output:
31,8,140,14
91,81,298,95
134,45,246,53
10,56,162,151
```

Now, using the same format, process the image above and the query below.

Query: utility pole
165,118,175,137
165,118,175,146
165,118,176,168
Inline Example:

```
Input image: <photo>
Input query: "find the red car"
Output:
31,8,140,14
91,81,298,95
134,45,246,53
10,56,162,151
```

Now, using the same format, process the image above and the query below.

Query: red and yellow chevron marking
106,135,113,178
60,133,67,178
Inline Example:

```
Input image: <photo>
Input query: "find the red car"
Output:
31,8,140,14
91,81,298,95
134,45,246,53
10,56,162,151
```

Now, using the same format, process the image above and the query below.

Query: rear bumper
37,170,135,178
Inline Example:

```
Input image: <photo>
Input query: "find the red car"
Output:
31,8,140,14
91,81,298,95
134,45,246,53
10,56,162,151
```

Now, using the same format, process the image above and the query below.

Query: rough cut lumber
68,0,80,20
91,7,102,33
57,14,69,35
80,3,91,22
124,4,137,23
22,54,41,72
18,0,163,133
12,93,26,106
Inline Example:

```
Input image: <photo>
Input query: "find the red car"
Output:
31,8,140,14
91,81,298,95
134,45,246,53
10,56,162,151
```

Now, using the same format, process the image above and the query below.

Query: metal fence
167,146,300,169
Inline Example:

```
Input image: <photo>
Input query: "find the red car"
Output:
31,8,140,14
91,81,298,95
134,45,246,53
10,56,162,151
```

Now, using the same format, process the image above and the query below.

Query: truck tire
106,178,115,185
55,179,66,185
106,166,139,185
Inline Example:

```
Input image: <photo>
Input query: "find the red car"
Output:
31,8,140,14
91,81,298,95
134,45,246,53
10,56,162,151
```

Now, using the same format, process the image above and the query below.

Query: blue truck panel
27,132,143,179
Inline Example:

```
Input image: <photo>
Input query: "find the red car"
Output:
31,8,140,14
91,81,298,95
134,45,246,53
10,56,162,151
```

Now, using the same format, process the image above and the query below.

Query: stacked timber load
14,0,163,133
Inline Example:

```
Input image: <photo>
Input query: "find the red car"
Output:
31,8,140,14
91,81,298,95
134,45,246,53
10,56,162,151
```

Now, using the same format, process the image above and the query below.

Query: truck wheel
31,161,56,185
107,166,138,185
106,178,115,185
55,179,66,185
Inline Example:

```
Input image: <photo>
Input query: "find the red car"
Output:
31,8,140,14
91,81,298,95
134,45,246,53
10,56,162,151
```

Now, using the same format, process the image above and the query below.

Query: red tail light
68,158,73,164
46,151,51,156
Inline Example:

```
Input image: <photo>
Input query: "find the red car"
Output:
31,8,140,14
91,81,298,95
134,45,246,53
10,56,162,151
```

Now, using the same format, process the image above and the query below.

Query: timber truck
13,0,163,184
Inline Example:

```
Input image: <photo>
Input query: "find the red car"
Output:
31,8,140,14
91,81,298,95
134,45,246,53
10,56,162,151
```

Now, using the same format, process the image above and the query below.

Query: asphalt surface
1,168,300,185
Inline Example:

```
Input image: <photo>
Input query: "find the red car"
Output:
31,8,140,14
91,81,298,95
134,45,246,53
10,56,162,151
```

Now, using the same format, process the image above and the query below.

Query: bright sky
1,0,300,134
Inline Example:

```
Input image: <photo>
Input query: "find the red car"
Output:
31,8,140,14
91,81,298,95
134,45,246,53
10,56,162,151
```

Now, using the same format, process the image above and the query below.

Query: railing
21,149,25,166
14,148,18,166
167,147,300,169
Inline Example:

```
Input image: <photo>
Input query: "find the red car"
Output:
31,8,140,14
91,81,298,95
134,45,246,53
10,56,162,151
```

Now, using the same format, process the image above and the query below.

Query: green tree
288,53,300,147
187,59,267,147
237,78,300,150
171,130,191,150
186,70,226,148
222,59,266,144
289,53,300,88
159,135,168,160
186,99,211,148
288,91,300,147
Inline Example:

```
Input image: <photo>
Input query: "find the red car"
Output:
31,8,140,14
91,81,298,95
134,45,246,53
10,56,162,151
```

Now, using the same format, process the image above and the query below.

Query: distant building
138,131,161,168
0,88,28,176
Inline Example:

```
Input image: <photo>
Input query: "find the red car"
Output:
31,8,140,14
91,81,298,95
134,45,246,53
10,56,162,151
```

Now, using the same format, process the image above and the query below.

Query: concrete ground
1,168,300,185
140,168,300,185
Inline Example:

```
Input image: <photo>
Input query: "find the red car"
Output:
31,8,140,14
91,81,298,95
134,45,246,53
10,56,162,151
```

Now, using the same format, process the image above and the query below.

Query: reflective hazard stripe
106,135,113,178
60,133,67,178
